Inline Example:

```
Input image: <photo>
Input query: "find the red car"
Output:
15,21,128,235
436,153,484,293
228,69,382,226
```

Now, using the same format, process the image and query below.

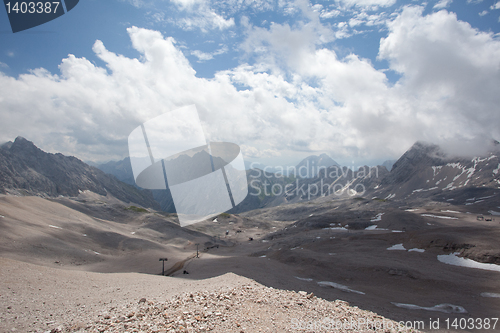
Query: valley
1,138,500,332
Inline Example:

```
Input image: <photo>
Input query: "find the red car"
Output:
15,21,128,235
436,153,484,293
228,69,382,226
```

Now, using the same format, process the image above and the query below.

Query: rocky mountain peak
295,153,340,178
387,141,446,184
9,136,44,156
0,137,159,209
0,141,13,150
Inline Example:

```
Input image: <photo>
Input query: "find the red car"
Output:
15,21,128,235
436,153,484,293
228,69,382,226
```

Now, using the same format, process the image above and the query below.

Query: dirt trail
165,253,196,276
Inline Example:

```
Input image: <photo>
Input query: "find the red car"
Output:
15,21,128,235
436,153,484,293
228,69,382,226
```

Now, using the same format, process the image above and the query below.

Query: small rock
139,298,147,304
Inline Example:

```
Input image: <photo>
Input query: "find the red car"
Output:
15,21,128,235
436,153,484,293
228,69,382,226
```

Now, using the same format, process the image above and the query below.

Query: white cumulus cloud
0,5,499,164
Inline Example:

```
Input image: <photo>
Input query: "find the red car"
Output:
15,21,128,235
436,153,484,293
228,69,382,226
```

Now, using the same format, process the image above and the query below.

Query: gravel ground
0,257,420,333
77,283,420,333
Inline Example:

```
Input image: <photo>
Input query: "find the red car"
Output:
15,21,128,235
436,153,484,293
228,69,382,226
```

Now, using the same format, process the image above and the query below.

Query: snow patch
387,243,406,251
481,292,500,298
408,248,425,253
437,252,500,272
421,214,458,220
488,210,500,216
295,277,313,282
370,213,384,222
392,302,467,314
317,281,365,295
413,187,438,193
49,225,62,229
493,163,500,175
213,218,218,223
432,166,442,177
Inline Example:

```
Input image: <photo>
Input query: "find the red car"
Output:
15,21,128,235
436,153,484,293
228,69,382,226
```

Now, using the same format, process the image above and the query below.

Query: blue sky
1,0,500,167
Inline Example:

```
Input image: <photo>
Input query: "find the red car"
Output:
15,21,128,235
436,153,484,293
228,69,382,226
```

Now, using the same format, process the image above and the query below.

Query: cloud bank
0,6,499,162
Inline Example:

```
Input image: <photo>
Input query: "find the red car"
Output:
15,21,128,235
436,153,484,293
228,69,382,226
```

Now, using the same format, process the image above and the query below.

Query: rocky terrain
0,137,159,210
94,141,500,215
1,138,500,332
0,258,418,333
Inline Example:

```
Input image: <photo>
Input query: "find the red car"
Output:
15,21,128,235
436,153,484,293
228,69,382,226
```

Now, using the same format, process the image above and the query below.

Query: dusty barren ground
1,194,499,332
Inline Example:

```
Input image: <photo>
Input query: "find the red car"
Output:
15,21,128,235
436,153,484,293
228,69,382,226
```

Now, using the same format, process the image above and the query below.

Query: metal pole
159,258,168,276
196,243,199,258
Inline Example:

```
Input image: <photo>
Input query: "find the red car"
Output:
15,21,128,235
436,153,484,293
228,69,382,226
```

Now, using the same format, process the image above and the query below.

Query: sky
0,0,499,168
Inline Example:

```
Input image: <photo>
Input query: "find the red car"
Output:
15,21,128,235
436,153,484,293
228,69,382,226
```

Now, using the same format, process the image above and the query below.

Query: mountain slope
0,137,159,209
376,141,500,204
95,157,135,186
295,153,340,178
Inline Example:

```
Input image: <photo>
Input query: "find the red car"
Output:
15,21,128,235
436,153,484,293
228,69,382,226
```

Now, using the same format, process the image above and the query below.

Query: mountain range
2,137,499,217
1,136,500,331
0,137,159,210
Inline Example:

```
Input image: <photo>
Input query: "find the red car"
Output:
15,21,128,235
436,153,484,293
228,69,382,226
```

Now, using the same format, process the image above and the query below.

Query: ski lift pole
159,258,168,276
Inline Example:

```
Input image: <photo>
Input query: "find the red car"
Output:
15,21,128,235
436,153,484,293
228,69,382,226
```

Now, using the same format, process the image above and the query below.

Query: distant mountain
0,141,13,150
93,140,500,214
382,159,396,171
95,157,135,186
228,168,292,213
295,153,340,178
375,141,500,204
282,164,390,203
0,137,160,209
95,152,292,214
